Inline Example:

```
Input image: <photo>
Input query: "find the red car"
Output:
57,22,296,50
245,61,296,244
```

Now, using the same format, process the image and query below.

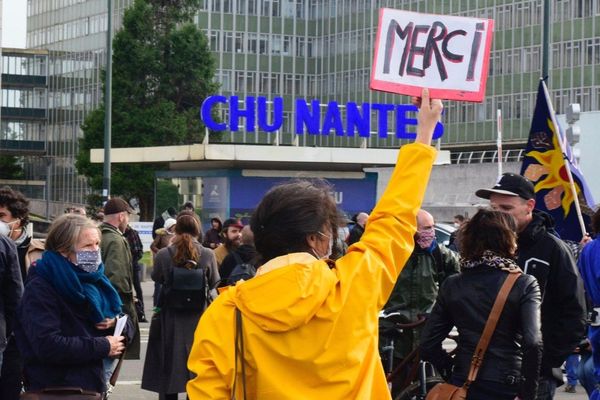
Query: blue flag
520,80,595,241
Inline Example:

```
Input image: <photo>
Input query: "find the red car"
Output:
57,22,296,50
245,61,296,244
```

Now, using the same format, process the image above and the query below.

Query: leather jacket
420,265,542,400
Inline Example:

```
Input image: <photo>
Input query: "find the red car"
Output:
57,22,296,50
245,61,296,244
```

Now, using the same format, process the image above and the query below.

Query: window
235,32,244,53
209,31,220,51
224,32,234,52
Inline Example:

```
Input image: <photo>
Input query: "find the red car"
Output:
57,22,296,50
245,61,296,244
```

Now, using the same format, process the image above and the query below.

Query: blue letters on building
200,95,444,139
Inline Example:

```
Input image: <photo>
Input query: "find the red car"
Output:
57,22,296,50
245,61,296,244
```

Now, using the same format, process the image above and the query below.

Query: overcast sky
2,0,27,48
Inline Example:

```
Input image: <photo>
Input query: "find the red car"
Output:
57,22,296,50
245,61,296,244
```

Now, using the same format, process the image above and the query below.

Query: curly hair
458,208,517,261
0,186,30,226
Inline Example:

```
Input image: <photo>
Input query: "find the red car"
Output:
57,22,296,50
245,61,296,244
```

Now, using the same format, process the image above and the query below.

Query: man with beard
382,208,460,391
213,218,243,268
101,198,140,360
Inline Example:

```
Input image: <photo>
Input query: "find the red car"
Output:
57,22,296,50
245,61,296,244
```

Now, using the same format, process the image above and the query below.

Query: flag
520,80,596,242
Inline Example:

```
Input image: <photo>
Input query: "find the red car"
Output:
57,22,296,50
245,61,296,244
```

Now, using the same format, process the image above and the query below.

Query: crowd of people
0,89,598,400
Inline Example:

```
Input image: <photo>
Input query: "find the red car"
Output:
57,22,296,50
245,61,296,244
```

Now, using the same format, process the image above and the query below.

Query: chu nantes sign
201,96,444,140
371,9,494,102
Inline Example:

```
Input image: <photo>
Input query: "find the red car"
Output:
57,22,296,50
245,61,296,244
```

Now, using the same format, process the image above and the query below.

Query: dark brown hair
458,208,517,260
0,186,30,226
171,211,202,268
251,179,342,263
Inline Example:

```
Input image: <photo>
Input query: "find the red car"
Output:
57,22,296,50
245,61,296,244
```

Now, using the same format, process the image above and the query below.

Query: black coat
420,267,542,400
14,267,112,393
517,211,587,376
0,236,23,356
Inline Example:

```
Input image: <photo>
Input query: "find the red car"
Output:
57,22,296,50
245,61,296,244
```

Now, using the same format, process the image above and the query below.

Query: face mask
0,219,18,237
416,228,436,250
312,232,333,260
75,249,102,273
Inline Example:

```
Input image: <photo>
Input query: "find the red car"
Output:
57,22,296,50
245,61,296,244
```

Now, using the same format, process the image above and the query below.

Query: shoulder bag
426,270,521,400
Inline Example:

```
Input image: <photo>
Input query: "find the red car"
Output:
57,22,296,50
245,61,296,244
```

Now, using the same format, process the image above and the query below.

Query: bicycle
379,305,447,400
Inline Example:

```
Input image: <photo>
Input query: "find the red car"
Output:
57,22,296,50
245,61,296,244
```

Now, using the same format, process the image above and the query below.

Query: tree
0,156,24,180
76,0,220,219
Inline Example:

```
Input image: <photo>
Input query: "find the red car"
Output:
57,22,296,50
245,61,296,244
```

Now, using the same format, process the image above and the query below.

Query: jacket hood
519,210,557,246
230,252,338,333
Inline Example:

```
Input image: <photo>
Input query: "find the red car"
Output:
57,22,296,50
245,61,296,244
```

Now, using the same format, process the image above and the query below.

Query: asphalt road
110,280,184,400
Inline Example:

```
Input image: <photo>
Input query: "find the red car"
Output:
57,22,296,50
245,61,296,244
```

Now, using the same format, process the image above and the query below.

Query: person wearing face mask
14,214,132,396
0,186,45,281
186,88,443,399
100,197,141,361
0,186,44,398
380,209,460,394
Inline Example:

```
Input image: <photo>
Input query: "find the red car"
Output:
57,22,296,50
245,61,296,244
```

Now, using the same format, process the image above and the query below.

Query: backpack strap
231,251,244,266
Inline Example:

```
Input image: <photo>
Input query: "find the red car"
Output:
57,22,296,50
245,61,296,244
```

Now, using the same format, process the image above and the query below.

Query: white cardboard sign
371,9,494,102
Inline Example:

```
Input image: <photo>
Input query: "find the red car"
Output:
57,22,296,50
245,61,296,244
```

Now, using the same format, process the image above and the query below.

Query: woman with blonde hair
142,211,219,399
15,214,129,395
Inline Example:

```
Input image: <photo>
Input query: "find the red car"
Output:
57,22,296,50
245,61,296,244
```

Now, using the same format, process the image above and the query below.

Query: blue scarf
35,250,122,323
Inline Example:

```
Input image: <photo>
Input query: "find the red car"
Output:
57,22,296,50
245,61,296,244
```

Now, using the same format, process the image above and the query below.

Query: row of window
199,0,372,20
1,121,47,142
2,88,47,109
27,0,88,17
200,0,599,25
28,14,108,48
2,54,48,76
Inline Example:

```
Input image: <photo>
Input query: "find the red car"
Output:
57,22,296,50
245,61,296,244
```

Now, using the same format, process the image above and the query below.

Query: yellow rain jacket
187,143,436,399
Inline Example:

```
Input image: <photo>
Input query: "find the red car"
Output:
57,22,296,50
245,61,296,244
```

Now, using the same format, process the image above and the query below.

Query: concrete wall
369,162,521,223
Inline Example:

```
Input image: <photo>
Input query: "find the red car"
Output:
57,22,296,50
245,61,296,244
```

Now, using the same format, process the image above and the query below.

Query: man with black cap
100,197,140,360
214,218,243,268
476,173,586,399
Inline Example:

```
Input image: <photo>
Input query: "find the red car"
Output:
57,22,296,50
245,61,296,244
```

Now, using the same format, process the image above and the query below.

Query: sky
2,0,27,48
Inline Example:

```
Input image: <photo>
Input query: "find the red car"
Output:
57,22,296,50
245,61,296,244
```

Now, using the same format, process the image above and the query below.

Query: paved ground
109,281,592,399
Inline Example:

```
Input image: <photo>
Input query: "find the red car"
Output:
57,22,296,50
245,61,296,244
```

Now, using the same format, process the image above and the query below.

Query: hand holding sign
371,9,494,102
414,88,443,146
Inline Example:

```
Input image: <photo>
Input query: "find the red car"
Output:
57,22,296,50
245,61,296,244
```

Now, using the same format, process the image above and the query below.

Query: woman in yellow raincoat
187,89,443,400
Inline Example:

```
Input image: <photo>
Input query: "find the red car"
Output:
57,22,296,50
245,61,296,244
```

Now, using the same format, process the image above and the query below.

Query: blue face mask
75,249,102,273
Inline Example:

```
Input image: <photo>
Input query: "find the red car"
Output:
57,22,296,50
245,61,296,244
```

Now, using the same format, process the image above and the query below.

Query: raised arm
337,89,443,308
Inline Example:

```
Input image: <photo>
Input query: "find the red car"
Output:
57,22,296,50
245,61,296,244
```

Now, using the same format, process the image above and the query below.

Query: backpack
226,251,256,286
163,247,208,310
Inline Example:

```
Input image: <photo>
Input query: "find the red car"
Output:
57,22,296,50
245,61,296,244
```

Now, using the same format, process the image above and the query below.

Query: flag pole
496,109,503,178
540,80,587,237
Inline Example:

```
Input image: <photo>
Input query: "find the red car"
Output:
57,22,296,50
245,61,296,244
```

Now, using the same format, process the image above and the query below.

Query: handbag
426,270,521,400
20,350,126,400
19,387,104,400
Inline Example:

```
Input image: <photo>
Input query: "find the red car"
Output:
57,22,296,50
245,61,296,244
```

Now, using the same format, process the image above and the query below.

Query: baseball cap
103,197,135,215
222,218,243,230
475,173,535,201
164,218,177,230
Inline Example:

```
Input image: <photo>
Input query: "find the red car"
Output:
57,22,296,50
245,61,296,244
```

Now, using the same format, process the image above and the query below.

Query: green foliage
76,0,219,219
0,156,24,179
156,179,182,215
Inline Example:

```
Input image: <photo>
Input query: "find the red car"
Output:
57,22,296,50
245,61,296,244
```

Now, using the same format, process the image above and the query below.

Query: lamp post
102,0,113,204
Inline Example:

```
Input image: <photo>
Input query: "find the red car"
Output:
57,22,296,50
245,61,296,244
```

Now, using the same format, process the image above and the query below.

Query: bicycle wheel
393,376,445,400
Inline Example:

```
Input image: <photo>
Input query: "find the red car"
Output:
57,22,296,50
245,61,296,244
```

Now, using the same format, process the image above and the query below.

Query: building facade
23,0,600,211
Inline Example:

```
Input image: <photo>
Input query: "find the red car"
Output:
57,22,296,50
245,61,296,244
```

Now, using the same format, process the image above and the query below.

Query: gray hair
45,214,100,254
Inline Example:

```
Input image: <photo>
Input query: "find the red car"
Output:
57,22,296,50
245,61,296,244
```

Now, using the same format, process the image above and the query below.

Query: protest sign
371,9,494,102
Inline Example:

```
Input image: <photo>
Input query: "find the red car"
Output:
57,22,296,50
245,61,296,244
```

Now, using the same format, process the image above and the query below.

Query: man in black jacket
476,173,587,400
0,235,23,398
